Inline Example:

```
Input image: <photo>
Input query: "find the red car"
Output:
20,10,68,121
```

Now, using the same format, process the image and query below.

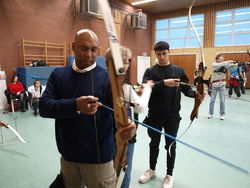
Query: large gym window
215,7,250,46
155,14,204,49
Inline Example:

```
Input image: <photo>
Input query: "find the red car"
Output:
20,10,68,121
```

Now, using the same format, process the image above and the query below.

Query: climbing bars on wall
21,38,67,67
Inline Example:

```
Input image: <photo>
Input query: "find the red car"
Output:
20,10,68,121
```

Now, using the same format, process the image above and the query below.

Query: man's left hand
118,121,136,141
196,91,206,101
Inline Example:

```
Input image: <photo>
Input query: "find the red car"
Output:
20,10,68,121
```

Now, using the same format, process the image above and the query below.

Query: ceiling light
131,0,157,6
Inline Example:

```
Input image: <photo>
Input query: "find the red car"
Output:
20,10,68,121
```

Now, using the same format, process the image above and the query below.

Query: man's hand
164,78,180,87
118,121,136,141
135,80,154,96
142,80,154,88
228,60,235,64
76,96,99,115
196,91,206,102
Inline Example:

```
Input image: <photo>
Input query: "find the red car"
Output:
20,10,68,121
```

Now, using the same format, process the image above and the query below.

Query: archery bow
97,0,132,186
189,0,206,123
0,122,27,143
168,0,206,155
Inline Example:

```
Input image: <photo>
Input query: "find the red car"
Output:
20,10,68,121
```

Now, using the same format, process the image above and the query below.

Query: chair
4,89,20,112
4,89,32,112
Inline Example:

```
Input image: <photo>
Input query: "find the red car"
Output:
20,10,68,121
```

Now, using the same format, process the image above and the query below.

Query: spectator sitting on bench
28,80,45,116
7,75,31,112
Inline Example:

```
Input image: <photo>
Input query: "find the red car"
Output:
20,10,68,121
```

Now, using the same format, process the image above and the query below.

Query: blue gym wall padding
17,67,57,89
17,56,106,89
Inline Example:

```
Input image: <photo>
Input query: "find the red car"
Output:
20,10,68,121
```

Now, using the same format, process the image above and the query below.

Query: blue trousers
209,85,225,116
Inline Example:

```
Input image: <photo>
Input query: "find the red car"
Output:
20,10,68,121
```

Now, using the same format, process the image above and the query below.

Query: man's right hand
142,80,154,88
164,78,180,87
76,96,99,115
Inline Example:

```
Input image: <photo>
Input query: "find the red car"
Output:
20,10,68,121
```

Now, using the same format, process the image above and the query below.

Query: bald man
40,29,135,188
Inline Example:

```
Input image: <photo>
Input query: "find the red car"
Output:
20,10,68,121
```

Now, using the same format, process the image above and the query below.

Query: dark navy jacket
143,64,196,116
39,65,115,163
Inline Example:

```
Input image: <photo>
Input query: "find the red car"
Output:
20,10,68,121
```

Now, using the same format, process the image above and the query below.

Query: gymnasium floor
0,90,250,188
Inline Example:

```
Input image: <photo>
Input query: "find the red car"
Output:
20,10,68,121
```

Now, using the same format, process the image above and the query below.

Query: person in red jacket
7,75,29,112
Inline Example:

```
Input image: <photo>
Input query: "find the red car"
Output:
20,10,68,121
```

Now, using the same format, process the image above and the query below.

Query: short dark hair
215,54,223,60
154,41,170,51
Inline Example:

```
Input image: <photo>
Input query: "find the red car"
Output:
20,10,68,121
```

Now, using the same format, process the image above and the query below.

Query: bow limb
188,0,206,122
98,0,130,186
0,122,27,143
188,0,204,64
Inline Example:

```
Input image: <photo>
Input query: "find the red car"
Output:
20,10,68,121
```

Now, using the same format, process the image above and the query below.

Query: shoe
138,169,156,184
34,112,38,116
21,109,26,112
207,114,213,119
162,175,174,188
220,115,225,120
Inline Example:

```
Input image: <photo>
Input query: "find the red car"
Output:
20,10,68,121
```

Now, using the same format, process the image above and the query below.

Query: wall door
169,54,197,85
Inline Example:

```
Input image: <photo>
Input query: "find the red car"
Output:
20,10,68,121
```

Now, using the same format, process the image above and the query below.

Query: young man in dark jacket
138,41,203,188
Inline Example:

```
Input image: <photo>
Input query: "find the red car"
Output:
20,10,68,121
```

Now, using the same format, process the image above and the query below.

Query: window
155,14,204,49
215,7,250,46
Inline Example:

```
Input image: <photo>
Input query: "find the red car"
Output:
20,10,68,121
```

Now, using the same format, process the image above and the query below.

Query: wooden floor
0,89,250,188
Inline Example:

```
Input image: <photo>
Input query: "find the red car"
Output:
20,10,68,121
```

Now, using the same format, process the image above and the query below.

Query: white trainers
220,115,225,120
207,114,213,119
162,175,174,188
138,169,156,184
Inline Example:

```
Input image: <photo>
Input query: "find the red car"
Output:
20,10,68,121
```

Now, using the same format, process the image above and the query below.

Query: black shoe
34,112,38,116
21,109,26,112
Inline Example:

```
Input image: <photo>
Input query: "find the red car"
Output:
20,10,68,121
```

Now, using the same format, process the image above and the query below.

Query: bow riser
106,59,129,178
190,61,205,121
106,59,128,128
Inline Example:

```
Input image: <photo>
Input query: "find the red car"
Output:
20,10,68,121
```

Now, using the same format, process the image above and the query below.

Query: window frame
155,14,204,49
215,7,250,46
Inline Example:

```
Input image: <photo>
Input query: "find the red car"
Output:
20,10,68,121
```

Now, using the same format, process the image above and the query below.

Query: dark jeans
228,82,241,97
240,79,245,94
145,113,181,176
32,98,39,114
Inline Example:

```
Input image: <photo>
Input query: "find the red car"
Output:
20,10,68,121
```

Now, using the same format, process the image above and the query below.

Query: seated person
7,75,31,112
28,80,45,116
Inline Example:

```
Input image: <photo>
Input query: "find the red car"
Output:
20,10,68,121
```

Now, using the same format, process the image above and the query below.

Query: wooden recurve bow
98,0,130,186
189,0,206,123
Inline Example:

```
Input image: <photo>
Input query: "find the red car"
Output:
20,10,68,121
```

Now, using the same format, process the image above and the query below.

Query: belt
212,79,226,83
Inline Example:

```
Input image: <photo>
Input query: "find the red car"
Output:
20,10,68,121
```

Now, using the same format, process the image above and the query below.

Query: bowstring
167,5,190,158
168,2,197,157
98,102,250,176
91,70,101,164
